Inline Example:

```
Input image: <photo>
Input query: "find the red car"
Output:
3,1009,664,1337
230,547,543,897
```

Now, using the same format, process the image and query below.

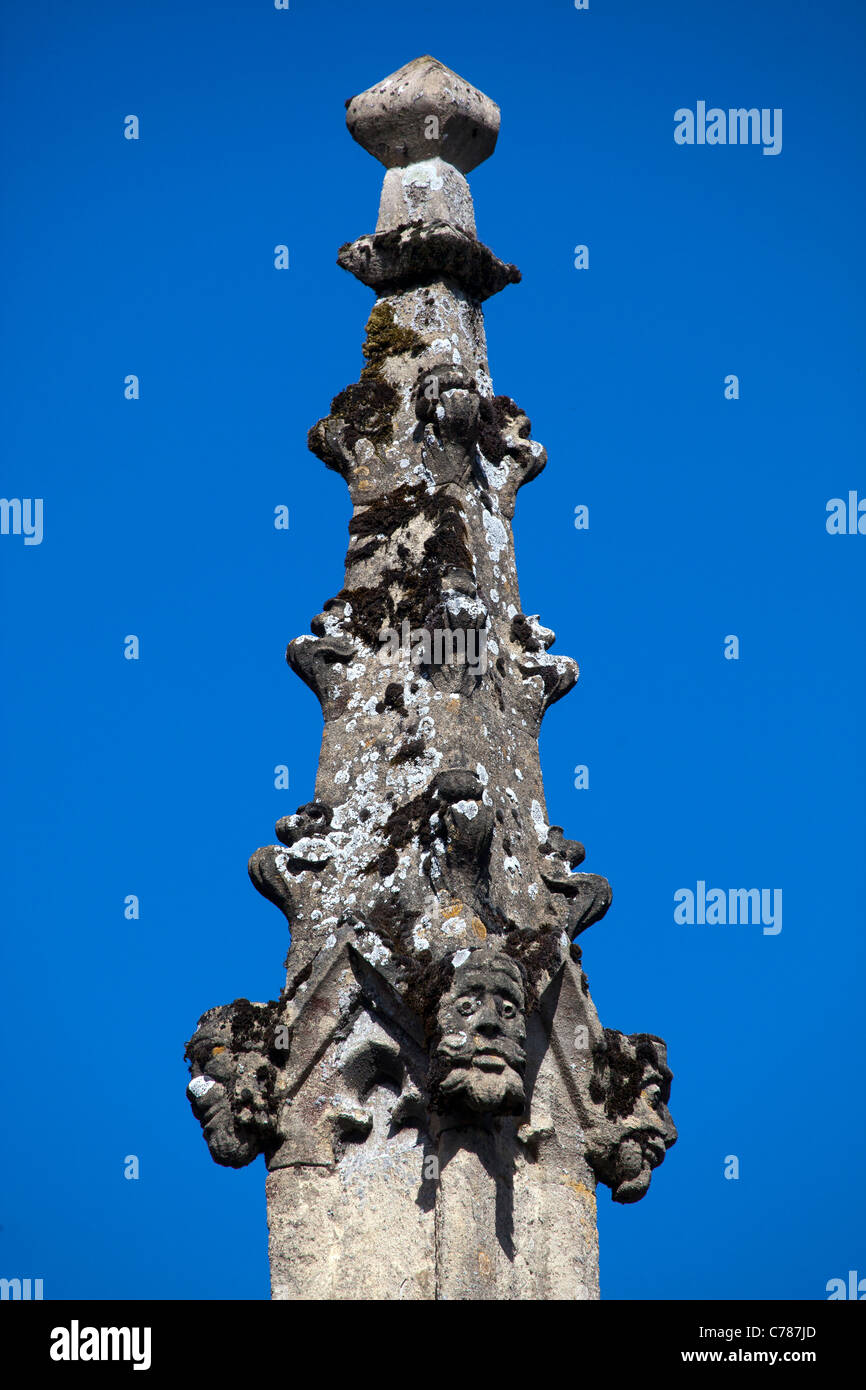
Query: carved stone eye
456,996,477,1016
500,1000,516,1020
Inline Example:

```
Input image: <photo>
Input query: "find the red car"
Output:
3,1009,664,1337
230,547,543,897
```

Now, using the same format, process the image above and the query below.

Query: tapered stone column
184,55,676,1302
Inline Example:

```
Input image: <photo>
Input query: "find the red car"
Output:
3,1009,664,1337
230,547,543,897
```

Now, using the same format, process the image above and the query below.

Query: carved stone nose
474,1006,501,1037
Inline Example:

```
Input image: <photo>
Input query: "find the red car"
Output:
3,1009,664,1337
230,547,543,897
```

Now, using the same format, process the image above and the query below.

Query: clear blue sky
2,0,864,1300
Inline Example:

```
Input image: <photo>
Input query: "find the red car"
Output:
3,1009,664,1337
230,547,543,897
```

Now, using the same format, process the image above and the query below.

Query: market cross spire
184,53,676,1302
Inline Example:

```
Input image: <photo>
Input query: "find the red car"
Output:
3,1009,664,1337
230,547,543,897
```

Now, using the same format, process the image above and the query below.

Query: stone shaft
184,55,676,1302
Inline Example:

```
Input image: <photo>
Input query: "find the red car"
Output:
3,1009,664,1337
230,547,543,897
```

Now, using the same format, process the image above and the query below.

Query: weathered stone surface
377,159,476,236
338,222,521,301
346,55,500,174
185,53,676,1302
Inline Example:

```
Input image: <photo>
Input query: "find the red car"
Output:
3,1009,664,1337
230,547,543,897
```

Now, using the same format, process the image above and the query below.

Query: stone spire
184,55,676,1302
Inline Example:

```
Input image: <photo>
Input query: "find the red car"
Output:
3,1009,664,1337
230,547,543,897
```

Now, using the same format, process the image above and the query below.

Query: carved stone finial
346,56,500,240
345,55,500,173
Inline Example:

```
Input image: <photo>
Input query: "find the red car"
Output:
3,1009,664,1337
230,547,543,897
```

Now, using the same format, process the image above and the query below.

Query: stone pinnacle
184,54,676,1303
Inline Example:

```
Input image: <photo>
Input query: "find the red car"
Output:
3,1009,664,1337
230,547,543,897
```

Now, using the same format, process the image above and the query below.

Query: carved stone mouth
201,1102,230,1139
472,1051,506,1072
643,1133,668,1167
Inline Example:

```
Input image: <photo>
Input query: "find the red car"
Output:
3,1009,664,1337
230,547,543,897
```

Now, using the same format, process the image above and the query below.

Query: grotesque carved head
585,1031,677,1203
184,1003,273,1168
430,943,527,1116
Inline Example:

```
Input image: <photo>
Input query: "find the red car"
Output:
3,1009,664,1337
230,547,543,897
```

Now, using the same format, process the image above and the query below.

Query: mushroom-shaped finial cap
346,55,500,174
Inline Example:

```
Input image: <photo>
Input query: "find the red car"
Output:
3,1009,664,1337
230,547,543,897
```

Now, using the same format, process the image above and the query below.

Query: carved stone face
610,1044,677,1202
585,1031,677,1203
432,945,526,1116
185,1008,263,1168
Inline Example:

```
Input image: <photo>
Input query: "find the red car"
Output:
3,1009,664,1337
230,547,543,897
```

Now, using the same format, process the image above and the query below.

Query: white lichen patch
482,511,508,563
479,457,508,492
530,800,549,841
188,1077,215,1099
356,933,392,968
401,162,444,193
